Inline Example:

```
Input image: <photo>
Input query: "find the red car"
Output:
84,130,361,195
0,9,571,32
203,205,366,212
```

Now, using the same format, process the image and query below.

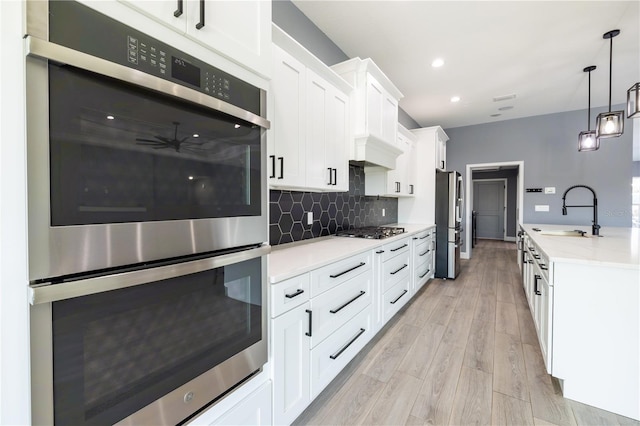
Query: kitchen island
520,224,639,421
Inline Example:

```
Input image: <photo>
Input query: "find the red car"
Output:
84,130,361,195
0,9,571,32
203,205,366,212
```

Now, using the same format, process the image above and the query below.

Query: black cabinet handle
390,289,408,304
305,309,312,337
420,234,429,239
195,0,205,29
533,254,541,260
390,244,408,252
329,262,366,278
375,250,385,254
174,0,183,17
329,328,366,360
540,264,548,270
269,155,276,179
327,167,333,185
412,237,418,240
419,269,430,279
534,274,542,296
419,250,430,257
409,184,414,194
285,289,304,299
330,291,366,314
395,181,400,193
390,264,408,275
333,168,337,186
440,160,445,169
278,157,284,179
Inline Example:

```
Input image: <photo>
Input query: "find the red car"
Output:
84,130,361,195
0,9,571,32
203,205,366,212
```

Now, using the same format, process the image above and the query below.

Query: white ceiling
291,1,640,129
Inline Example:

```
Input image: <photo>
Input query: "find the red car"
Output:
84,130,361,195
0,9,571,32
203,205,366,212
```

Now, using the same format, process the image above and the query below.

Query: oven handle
29,244,271,305
24,35,270,130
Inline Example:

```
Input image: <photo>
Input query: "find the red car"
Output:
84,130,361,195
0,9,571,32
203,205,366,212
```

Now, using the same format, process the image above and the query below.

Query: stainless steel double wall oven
25,1,270,424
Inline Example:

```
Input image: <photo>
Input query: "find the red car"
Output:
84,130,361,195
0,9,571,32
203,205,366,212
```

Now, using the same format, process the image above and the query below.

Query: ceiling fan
136,121,204,153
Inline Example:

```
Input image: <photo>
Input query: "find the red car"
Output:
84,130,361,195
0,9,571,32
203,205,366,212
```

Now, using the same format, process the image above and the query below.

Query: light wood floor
293,240,640,426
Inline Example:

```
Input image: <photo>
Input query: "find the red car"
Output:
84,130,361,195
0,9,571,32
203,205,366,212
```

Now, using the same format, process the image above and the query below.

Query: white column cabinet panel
327,90,349,191
306,70,330,190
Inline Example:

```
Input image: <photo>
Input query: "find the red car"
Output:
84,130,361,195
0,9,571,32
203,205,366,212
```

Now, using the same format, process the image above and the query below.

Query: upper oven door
25,2,269,281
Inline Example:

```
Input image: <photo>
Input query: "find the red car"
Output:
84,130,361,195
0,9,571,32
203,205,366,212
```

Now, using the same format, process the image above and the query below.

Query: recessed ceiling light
451,96,461,103
234,124,241,129
498,106,514,111
490,113,502,117
431,58,444,68
106,115,115,120
192,133,199,138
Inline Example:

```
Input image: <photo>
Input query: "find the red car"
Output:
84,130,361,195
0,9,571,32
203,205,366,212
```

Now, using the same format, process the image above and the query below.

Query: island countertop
521,224,639,269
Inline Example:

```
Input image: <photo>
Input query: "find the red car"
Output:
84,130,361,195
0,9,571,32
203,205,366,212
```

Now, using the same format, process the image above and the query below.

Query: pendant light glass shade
578,65,599,152
628,82,640,118
595,29,624,139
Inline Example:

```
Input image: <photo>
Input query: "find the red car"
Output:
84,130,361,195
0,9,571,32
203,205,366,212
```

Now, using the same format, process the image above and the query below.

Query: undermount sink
535,229,589,237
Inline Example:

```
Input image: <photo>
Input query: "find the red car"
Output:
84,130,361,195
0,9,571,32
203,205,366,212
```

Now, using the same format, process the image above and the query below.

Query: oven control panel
48,1,260,115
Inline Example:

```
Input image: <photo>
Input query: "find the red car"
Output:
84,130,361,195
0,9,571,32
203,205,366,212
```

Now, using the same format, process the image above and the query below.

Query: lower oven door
29,245,269,426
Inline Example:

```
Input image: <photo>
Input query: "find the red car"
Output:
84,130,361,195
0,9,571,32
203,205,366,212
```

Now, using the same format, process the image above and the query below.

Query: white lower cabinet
380,237,411,323
209,381,272,426
411,227,435,294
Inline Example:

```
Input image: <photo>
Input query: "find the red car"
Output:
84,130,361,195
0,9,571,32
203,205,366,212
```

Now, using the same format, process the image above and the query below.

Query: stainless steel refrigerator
435,170,463,279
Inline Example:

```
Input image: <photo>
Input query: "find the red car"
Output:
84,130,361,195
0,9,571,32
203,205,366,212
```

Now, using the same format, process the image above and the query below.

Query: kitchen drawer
414,259,432,292
310,306,371,398
271,274,310,318
310,251,371,297
309,269,372,347
382,251,410,293
412,228,433,242
381,236,410,262
414,240,432,266
383,278,410,323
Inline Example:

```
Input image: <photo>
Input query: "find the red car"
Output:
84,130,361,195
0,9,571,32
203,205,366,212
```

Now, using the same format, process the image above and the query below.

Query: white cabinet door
327,89,349,191
271,46,306,188
436,134,447,171
185,0,270,76
120,0,270,76
306,69,331,190
272,304,311,426
382,95,398,144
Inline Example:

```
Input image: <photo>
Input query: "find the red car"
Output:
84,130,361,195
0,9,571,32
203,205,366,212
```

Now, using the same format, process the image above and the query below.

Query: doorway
473,179,506,240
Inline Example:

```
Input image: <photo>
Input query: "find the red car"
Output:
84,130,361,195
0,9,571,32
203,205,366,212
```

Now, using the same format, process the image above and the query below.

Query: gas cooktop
335,226,406,239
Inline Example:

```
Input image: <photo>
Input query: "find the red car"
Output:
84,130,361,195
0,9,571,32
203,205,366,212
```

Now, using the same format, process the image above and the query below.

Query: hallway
293,240,639,426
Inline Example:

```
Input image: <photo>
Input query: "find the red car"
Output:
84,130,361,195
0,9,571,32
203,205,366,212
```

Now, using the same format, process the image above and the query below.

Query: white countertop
269,223,434,283
521,224,640,270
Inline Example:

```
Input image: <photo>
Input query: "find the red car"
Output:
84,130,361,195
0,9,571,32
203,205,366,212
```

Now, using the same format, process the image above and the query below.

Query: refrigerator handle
456,175,464,223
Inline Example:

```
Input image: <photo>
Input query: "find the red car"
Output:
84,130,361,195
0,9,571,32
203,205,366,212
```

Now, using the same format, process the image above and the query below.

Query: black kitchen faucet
561,185,600,236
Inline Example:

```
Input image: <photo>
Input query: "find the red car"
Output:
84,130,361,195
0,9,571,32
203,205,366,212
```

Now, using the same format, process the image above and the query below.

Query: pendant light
578,65,598,152
595,29,624,139
628,82,639,118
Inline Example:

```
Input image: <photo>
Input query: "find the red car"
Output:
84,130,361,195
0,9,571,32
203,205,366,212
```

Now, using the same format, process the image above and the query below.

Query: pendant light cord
588,70,592,129
608,36,613,112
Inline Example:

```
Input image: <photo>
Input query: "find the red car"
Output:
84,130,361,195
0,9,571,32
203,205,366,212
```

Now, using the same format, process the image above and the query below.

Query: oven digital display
172,56,200,87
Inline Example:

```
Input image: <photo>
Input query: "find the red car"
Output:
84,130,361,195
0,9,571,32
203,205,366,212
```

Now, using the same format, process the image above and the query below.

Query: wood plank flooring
293,240,640,426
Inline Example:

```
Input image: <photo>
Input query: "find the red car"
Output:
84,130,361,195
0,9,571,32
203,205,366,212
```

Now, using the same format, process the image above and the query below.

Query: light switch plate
535,205,550,212
382,208,386,217
545,187,556,194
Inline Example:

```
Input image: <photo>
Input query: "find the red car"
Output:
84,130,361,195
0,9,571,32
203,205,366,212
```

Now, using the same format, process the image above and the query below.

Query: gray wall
472,169,518,238
272,0,419,129
445,104,634,254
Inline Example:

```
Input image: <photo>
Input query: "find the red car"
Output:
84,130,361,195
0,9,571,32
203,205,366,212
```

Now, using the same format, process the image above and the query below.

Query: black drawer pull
540,264,548,270
534,275,542,296
285,289,304,299
533,254,541,259
305,309,312,337
390,264,408,275
330,291,366,314
419,269,430,279
174,0,183,17
420,234,429,239
390,289,408,304
375,250,384,254
390,244,408,252
330,262,366,278
418,249,430,257
329,328,366,360
413,237,418,240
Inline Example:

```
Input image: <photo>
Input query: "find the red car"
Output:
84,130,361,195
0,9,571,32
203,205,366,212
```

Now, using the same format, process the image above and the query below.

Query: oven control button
184,391,195,404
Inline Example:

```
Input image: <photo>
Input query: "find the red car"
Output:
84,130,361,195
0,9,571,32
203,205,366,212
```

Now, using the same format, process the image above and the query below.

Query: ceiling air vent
493,94,516,102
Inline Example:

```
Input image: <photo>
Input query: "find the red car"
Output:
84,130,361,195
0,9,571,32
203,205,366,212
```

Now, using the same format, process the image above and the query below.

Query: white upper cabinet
331,58,403,169
118,0,271,77
270,25,352,192
435,128,449,171
365,124,416,197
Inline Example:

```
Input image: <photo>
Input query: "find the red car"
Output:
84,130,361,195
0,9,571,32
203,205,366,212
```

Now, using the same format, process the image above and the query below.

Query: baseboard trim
504,236,516,242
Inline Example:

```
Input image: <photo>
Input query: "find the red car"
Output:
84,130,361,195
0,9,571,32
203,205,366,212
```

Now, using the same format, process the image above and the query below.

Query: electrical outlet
545,187,556,194
382,208,386,217
307,212,313,225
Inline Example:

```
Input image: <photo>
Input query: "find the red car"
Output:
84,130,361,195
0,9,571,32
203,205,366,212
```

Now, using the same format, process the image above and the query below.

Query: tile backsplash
269,165,398,245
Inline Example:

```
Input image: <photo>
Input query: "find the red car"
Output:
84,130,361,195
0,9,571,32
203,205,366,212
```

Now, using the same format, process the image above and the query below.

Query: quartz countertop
521,224,640,270
269,223,434,283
